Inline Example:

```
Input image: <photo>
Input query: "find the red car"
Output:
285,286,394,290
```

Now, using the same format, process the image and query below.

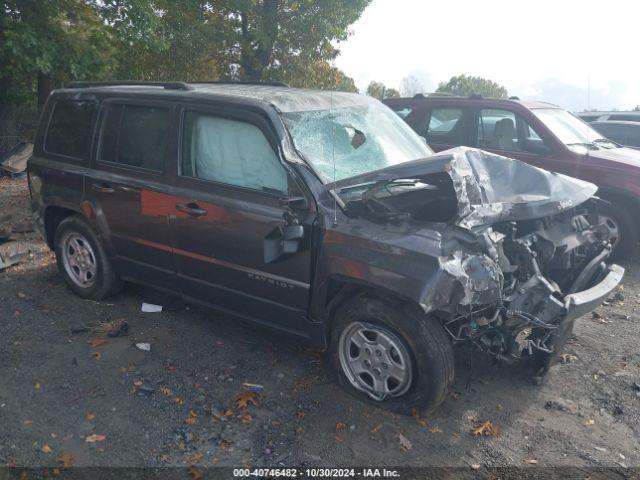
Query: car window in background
476,109,548,154
477,109,518,151
533,108,618,151
391,107,413,119
181,112,287,193
424,108,465,145
98,103,170,171
45,100,96,159
592,123,624,145
427,108,463,134
627,125,640,147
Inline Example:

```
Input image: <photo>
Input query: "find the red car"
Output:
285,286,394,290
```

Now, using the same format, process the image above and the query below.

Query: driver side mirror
263,224,305,263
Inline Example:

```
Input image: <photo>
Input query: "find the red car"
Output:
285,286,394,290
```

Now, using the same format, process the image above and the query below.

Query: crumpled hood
325,147,598,229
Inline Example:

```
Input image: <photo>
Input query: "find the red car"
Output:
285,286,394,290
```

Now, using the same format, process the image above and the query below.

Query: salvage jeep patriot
29,81,623,414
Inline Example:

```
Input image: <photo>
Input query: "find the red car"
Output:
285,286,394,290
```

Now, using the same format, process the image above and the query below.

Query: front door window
477,109,548,155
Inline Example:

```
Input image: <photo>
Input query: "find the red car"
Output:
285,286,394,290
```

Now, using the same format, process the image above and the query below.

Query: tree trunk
239,0,279,81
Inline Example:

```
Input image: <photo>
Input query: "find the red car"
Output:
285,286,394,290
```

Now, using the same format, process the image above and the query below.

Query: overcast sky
335,0,640,111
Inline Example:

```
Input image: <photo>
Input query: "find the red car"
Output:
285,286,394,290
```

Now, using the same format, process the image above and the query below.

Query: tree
634,105,640,111
208,1,370,81
1,0,114,109
365,81,400,100
437,74,508,98
399,75,425,97
277,59,357,92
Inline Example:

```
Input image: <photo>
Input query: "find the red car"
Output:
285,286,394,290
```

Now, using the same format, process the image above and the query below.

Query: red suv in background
384,95,640,257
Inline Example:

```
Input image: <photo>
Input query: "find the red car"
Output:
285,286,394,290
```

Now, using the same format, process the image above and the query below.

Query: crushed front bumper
563,264,624,322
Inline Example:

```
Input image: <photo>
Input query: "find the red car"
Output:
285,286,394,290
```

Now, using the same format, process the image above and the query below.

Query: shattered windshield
283,101,433,183
533,108,618,150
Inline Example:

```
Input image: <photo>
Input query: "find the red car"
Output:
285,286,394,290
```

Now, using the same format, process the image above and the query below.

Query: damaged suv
29,82,623,414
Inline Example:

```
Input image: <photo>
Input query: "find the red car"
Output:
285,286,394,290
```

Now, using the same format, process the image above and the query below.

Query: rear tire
327,294,454,416
54,215,122,300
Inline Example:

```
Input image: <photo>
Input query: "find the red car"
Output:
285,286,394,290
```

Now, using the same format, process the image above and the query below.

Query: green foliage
0,0,367,111
366,81,399,99
437,74,508,99
1,0,114,107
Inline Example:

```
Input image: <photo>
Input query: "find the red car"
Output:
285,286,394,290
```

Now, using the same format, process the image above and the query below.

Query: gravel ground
1,177,639,472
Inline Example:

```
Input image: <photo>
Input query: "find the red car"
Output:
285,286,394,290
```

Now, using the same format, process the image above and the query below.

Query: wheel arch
43,206,81,249
321,275,427,341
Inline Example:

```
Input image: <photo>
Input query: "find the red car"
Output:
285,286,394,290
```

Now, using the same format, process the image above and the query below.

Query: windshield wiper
567,142,598,150
592,138,619,148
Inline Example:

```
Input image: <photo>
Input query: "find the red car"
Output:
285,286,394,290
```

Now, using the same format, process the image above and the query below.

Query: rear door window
45,99,96,160
97,103,170,172
424,108,466,144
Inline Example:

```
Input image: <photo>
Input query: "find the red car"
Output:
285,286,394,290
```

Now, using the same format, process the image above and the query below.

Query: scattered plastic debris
141,303,162,313
242,383,264,393
136,343,151,351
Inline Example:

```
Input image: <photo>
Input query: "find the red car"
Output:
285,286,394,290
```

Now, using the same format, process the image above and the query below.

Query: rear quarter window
44,99,96,160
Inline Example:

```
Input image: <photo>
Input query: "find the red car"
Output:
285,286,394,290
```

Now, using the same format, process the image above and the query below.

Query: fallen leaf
471,421,500,436
160,387,172,396
92,352,101,360
525,459,538,464
35,383,41,390
293,377,311,391
86,413,95,420
173,396,184,405
187,466,203,480
85,434,106,443
57,453,74,468
241,414,253,424
17,291,27,299
183,451,204,463
584,419,595,426
52,467,61,476
184,417,196,425
41,444,53,453
594,446,607,452
560,353,578,364
471,464,481,470
369,424,383,433
235,390,260,409
334,435,345,444
223,409,234,417
398,433,413,451
335,422,348,432
412,409,428,427
90,338,109,348
429,426,443,433
133,380,143,387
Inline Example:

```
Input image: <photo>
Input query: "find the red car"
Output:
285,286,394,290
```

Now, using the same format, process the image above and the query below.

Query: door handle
91,182,115,194
175,202,208,218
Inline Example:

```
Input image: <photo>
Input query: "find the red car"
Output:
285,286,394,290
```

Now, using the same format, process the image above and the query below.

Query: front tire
599,202,638,260
54,215,122,300
327,294,454,416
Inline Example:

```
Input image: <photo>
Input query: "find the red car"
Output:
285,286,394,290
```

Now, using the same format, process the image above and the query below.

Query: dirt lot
1,177,640,472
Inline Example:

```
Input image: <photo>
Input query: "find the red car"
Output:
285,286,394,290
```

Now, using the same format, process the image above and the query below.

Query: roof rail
509,96,520,100
190,80,290,88
413,93,427,99
66,81,194,91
